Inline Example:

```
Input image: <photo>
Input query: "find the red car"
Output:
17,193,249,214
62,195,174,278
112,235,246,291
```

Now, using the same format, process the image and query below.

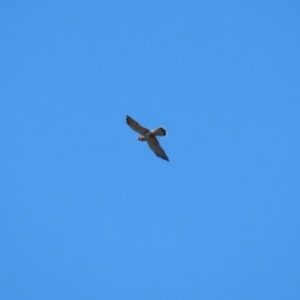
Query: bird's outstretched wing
147,136,169,162
126,115,150,135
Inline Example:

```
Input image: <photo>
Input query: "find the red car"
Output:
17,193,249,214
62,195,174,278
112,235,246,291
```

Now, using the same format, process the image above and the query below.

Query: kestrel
126,115,169,162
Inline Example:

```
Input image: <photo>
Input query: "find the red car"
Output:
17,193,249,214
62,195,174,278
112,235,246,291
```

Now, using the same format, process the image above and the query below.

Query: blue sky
1,1,299,299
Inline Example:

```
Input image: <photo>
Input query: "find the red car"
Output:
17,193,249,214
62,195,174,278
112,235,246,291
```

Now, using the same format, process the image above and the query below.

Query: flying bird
126,115,169,162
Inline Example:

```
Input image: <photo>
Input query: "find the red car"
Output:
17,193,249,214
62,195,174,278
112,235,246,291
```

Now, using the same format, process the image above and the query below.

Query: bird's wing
126,115,150,135
147,136,169,162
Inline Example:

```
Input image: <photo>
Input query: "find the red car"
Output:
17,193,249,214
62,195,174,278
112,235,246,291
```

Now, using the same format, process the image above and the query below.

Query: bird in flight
126,115,169,162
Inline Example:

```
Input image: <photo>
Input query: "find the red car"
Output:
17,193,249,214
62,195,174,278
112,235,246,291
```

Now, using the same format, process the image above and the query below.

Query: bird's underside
126,115,169,162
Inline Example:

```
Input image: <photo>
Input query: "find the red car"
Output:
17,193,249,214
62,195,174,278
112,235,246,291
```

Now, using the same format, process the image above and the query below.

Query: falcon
126,115,169,162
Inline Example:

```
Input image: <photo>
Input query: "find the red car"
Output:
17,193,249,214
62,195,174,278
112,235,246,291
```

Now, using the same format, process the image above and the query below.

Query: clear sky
1,1,299,299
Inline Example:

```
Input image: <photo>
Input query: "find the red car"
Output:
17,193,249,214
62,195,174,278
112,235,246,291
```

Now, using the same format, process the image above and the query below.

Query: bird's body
126,115,169,162
142,131,153,139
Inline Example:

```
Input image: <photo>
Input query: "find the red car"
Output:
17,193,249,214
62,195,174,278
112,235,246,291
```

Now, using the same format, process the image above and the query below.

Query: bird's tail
153,127,167,136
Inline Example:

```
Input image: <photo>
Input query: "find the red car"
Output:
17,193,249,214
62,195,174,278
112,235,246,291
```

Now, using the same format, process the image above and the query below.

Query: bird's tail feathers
153,127,167,136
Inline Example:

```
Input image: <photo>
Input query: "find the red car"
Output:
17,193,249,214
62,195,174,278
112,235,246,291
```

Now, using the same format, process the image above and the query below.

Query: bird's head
137,136,145,141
